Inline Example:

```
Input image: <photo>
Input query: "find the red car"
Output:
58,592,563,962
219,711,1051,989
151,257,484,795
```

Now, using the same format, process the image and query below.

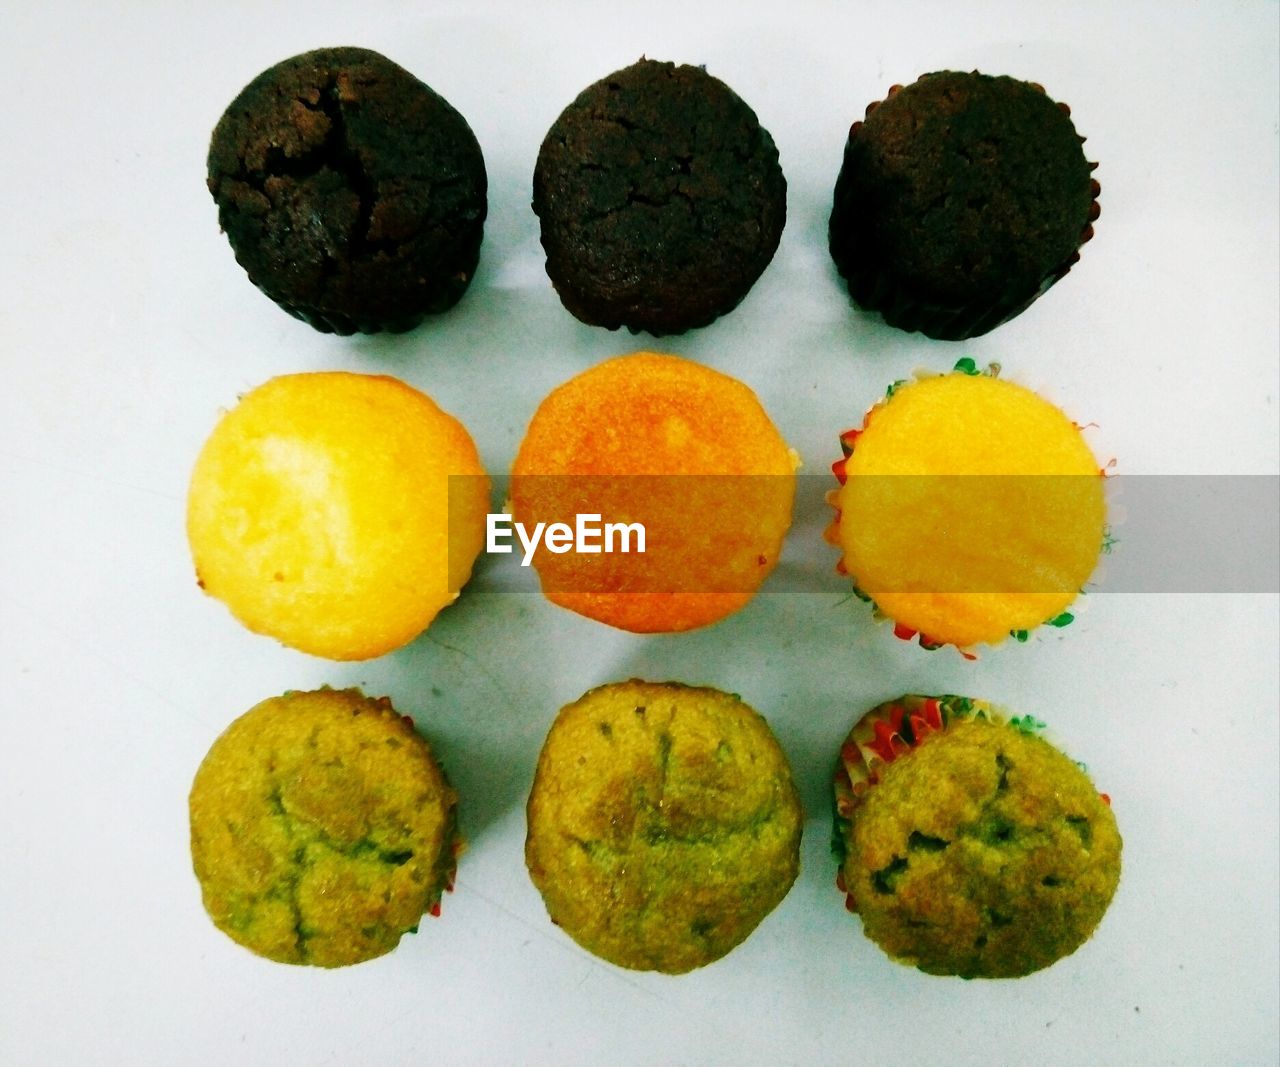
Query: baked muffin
833,695,1121,979
189,688,460,967
207,47,487,334
187,371,490,660
526,681,803,973
825,360,1106,651
510,351,796,633
533,59,786,335
829,71,1100,340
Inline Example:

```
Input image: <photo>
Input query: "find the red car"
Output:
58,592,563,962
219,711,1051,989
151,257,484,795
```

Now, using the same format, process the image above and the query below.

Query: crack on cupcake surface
872,855,909,894
1066,815,1093,849
232,766,431,963
907,830,949,852
228,77,388,260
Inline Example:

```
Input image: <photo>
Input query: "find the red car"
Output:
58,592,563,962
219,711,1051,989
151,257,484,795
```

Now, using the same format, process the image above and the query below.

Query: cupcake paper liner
396,709,464,922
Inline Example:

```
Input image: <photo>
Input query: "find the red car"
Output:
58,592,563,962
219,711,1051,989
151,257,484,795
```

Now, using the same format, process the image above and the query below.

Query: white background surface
2,2,1278,1064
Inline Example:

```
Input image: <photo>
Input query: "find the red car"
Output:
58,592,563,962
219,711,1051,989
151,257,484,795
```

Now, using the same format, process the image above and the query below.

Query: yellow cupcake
511,352,796,633
827,362,1105,649
187,372,489,660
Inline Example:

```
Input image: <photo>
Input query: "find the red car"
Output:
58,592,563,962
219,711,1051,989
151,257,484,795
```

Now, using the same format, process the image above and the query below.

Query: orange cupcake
510,352,796,632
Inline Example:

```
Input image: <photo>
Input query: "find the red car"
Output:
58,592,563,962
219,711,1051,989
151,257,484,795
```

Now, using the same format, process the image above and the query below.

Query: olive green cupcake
189,687,460,967
833,695,1120,979
526,680,803,973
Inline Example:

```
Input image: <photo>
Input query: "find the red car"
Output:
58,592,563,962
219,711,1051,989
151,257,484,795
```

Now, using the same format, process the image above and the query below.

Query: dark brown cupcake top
830,71,1094,307
207,47,487,335
533,58,787,336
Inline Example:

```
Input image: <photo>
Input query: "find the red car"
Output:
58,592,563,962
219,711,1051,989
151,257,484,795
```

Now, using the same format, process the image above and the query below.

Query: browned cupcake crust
207,47,487,335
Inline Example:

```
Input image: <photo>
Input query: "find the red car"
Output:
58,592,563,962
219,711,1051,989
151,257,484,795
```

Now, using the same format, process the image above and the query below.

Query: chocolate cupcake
829,71,1099,340
207,47,487,335
533,59,786,336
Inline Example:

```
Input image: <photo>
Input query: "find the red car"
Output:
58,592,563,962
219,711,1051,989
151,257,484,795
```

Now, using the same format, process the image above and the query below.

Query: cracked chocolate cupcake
189,687,460,967
829,71,1100,340
533,59,786,335
833,695,1121,979
526,681,802,973
207,47,487,335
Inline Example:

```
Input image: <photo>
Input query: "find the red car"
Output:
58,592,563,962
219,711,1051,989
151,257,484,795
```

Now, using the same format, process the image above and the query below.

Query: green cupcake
833,695,1121,979
526,680,803,973
189,687,460,967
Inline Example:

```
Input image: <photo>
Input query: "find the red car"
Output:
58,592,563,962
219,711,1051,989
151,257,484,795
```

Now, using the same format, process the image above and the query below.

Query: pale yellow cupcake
187,372,489,660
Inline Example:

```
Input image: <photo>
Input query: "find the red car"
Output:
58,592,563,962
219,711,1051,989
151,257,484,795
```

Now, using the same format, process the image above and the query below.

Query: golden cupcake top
186,371,490,660
511,352,797,633
826,361,1106,649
